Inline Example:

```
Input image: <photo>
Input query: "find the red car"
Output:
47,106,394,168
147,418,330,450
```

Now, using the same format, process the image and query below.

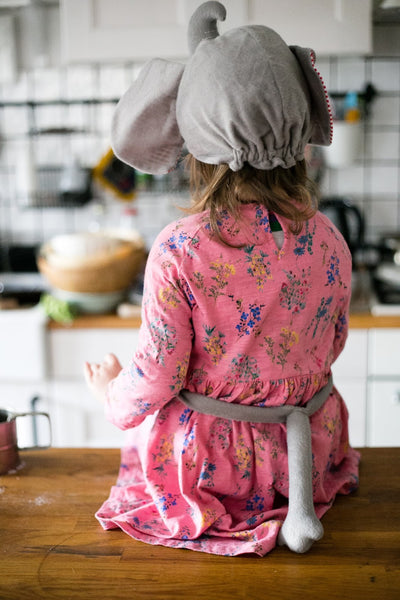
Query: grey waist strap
178,375,333,423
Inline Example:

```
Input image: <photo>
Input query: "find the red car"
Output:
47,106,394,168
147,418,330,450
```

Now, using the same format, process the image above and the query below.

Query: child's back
86,1,361,556
96,204,360,556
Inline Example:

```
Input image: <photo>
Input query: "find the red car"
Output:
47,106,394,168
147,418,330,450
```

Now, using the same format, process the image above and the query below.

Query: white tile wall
0,54,399,250
317,55,400,242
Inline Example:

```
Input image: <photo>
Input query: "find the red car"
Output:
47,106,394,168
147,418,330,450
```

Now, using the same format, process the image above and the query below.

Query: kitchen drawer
367,380,400,447
49,328,140,378
368,329,400,376
0,308,47,381
332,329,368,379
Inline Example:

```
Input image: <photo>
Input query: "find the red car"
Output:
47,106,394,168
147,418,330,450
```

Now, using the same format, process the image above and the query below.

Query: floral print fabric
96,204,360,556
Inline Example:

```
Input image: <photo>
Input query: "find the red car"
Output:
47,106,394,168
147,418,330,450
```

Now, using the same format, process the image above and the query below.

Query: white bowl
53,289,126,314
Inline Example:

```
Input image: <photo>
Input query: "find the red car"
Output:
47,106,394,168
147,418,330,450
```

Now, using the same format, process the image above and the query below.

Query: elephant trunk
187,1,226,55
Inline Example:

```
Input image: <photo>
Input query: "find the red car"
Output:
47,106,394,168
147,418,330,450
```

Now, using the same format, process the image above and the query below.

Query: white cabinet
49,380,128,448
49,327,139,378
337,380,367,448
332,329,368,447
60,0,372,63
249,0,372,55
48,327,139,447
368,329,400,377
0,308,50,449
47,326,371,448
60,0,202,63
333,328,400,447
0,307,47,382
367,329,400,447
367,380,400,447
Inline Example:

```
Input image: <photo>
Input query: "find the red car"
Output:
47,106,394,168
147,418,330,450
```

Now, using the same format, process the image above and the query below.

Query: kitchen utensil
373,263,400,305
58,158,92,205
319,196,365,256
16,139,37,206
370,232,400,305
93,149,136,201
5,244,40,273
378,232,400,265
323,121,362,168
0,408,51,475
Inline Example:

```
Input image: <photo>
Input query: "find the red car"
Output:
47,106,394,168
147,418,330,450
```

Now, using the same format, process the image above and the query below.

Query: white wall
0,4,399,250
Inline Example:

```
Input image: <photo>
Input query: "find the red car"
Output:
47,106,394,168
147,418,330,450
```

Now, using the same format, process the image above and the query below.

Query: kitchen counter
0,448,399,599
47,311,400,329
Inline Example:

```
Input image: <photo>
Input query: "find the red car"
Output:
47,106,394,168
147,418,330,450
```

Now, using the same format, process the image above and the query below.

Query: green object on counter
40,293,78,324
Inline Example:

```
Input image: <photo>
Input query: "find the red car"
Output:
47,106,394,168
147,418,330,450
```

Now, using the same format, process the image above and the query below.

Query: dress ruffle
96,385,360,556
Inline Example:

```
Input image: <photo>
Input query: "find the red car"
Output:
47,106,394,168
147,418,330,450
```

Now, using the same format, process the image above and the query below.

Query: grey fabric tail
178,374,333,553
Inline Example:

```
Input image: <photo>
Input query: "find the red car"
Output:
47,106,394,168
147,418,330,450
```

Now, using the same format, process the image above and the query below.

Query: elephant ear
290,46,333,147
111,59,185,174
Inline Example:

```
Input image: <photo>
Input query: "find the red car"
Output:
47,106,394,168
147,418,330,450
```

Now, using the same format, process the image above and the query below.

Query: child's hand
84,353,122,404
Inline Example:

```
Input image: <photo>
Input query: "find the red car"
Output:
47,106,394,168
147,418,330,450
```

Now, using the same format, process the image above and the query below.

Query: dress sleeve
104,240,194,430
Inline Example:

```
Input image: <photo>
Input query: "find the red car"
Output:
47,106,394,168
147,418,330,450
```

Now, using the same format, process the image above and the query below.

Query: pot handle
346,203,365,250
14,411,52,451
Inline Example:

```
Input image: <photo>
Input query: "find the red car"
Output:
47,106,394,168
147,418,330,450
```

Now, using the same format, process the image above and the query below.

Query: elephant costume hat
112,1,333,174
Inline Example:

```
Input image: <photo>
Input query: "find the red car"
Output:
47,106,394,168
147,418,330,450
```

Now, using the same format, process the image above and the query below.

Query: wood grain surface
0,448,399,600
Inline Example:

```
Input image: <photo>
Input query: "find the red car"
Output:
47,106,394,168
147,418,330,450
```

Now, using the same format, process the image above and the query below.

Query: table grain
0,448,399,600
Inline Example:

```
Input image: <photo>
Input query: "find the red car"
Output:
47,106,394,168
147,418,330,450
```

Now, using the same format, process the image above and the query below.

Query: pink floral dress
96,203,360,556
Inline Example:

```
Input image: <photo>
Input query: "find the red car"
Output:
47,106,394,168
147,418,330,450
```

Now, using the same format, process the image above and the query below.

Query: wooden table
0,448,399,600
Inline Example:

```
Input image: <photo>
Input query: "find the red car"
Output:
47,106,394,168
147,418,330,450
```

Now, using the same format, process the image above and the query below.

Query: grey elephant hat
112,1,332,174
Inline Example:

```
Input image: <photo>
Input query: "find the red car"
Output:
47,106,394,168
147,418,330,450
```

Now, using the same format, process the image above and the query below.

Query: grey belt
179,374,333,424
178,374,333,554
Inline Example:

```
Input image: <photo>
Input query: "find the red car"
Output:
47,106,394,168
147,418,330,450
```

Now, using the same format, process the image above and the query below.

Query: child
84,1,360,556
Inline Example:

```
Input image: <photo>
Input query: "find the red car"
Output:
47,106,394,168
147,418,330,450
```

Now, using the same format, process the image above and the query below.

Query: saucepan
0,408,51,475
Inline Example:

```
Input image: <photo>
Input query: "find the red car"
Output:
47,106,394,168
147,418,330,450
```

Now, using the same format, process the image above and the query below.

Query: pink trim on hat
310,50,334,144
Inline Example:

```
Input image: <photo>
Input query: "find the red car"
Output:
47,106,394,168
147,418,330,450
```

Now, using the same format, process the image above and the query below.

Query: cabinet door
49,328,139,378
60,0,372,63
60,0,200,62
332,329,368,379
250,0,371,55
0,308,47,382
50,380,128,447
332,330,368,447
367,380,400,447
335,379,366,447
368,329,400,377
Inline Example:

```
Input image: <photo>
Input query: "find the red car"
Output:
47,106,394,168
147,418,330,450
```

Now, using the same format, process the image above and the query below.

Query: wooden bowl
38,235,146,294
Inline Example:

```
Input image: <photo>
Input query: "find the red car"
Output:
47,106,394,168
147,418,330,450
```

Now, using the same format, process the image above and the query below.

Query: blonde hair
184,154,319,244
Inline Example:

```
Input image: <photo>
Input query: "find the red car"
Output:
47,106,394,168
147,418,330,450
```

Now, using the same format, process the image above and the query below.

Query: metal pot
0,408,51,475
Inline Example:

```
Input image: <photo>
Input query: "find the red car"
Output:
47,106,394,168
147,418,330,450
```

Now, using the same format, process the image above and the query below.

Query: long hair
184,154,319,244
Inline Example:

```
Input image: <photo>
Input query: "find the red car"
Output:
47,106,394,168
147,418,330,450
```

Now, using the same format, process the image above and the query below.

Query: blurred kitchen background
1,1,400,449
0,0,398,245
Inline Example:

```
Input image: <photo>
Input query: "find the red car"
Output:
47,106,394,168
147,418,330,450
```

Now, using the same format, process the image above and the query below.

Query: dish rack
23,165,93,208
